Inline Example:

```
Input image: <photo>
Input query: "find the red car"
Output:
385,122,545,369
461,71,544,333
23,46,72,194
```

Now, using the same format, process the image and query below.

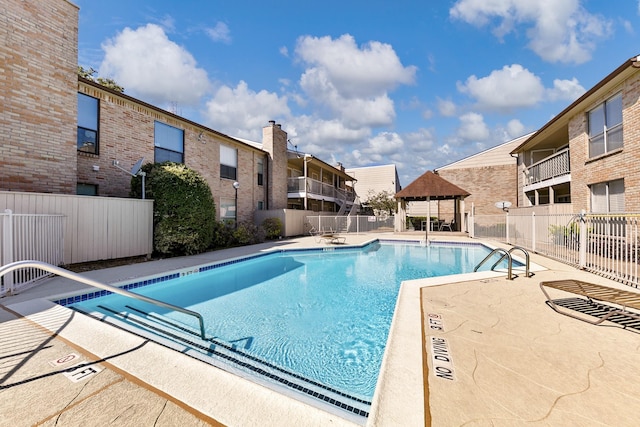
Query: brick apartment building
512,55,640,214
435,133,532,217
0,0,354,225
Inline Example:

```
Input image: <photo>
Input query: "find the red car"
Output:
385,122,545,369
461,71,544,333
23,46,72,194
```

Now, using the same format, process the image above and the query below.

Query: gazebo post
426,196,431,240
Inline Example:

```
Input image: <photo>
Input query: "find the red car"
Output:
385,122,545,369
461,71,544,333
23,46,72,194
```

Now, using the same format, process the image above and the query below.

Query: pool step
79,304,372,420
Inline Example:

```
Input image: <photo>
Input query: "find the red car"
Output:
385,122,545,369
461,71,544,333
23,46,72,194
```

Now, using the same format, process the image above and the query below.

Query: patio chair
439,220,453,231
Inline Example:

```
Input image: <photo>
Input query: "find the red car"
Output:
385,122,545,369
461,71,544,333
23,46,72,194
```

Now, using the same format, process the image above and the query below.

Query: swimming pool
62,240,508,419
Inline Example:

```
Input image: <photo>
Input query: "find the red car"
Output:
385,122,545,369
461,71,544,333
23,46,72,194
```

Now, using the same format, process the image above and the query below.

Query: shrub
210,220,234,248
131,162,216,256
232,221,265,245
262,217,282,239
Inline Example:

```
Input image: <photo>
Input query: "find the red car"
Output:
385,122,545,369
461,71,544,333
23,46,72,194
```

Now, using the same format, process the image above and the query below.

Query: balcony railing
525,148,570,186
287,177,355,202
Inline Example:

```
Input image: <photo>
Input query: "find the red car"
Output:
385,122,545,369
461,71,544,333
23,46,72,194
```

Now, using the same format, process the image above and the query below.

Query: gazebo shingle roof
395,170,470,200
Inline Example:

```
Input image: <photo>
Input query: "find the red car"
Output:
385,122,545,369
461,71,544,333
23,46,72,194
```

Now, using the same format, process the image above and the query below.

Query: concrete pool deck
1,233,639,426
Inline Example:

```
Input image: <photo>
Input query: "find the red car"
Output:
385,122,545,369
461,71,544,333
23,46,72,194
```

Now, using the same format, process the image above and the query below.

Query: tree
365,190,397,215
77,66,124,93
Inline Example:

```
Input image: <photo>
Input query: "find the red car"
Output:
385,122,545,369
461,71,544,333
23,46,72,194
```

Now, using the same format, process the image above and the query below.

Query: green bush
232,221,265,245
210,220,234,248
262,217,282,239
131,162,216,256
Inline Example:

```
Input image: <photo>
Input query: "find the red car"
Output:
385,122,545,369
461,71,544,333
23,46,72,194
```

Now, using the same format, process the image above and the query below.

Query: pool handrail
0,260,207,339
474,248,514,280
489,246,531,278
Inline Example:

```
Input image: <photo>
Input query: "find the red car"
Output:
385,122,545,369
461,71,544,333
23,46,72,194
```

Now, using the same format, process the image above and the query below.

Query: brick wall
437,164,517,217
0,0,78,193
262,121,288,209
77,81,267,222
569,71,640,212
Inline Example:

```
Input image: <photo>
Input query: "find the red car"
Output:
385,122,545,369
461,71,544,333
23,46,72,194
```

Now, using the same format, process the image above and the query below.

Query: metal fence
305,215,395,234
1,209,65,296
472,211,640,287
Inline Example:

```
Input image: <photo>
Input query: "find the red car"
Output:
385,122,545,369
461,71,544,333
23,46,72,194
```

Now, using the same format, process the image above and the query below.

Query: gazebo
395,170,470,236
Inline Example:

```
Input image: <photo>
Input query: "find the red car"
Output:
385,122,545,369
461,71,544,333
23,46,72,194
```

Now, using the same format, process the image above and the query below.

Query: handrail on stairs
0,260,207,339
474,248,514,280
473,246,532,280
490,246,531,278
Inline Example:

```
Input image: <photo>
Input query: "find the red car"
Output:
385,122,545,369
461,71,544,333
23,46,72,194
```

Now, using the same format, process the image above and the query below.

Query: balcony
287,177,355,203
524,148,571,191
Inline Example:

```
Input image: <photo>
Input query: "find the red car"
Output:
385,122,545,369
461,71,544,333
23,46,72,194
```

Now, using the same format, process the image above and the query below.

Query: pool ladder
473,246,532,280
0,260,207,339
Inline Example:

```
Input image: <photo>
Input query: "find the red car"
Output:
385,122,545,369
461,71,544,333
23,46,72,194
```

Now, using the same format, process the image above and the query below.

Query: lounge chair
316,227,345,244
540,279,640,325
318,233,346,244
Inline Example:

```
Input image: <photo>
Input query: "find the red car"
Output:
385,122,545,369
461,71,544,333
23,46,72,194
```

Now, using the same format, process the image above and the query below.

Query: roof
512,54,640,154
437,133,533,170
395,170,470,200
78,77,264,154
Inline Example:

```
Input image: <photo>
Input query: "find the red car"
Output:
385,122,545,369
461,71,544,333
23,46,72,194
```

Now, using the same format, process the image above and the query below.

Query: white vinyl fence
305,215,395,234
472,210,640,288
1,191,153,296
1,209,64,296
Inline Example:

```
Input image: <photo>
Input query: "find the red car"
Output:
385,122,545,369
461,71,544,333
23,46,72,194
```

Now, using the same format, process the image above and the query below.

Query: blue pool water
67,241,505,416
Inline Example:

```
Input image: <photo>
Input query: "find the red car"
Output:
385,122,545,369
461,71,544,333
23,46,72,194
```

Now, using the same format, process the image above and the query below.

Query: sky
73,0,640,186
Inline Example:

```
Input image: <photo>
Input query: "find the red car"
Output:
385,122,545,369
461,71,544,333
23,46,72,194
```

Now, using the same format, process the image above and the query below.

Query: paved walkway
0,305,219,426
1,233,639,426
420,249,640,426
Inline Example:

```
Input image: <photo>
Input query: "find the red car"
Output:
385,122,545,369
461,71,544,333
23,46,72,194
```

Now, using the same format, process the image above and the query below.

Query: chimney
262,120,288,209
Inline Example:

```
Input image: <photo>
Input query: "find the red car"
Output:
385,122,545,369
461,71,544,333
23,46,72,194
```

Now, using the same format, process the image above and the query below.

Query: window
257,159,264,186
76,183,97,196
154,121,184,163
220,145,237,180
588,93,623,158
590,179,624,213
257,201,264,210
77,93,99,154
220,198,236,224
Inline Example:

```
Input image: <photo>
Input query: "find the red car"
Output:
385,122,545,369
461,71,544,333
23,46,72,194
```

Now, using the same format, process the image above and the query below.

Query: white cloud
450,0,612,64
422,109,433,120
458,64,544,110
206,22,231,44
293,34,416,128
505,119,525,138
295,34,417,98
365,132,404,157
456,112,490,142
274,116,371,163
546,77,585,102
100,24,210,106
203,81,290,140
437,98,457,117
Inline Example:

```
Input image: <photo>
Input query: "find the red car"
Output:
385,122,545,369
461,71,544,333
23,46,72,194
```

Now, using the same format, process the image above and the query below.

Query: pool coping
3,236,546,426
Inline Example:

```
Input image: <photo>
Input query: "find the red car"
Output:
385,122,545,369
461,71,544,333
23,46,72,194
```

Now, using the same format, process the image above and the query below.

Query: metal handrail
0,260,207,339
474,248,514,280
490,246,531,278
